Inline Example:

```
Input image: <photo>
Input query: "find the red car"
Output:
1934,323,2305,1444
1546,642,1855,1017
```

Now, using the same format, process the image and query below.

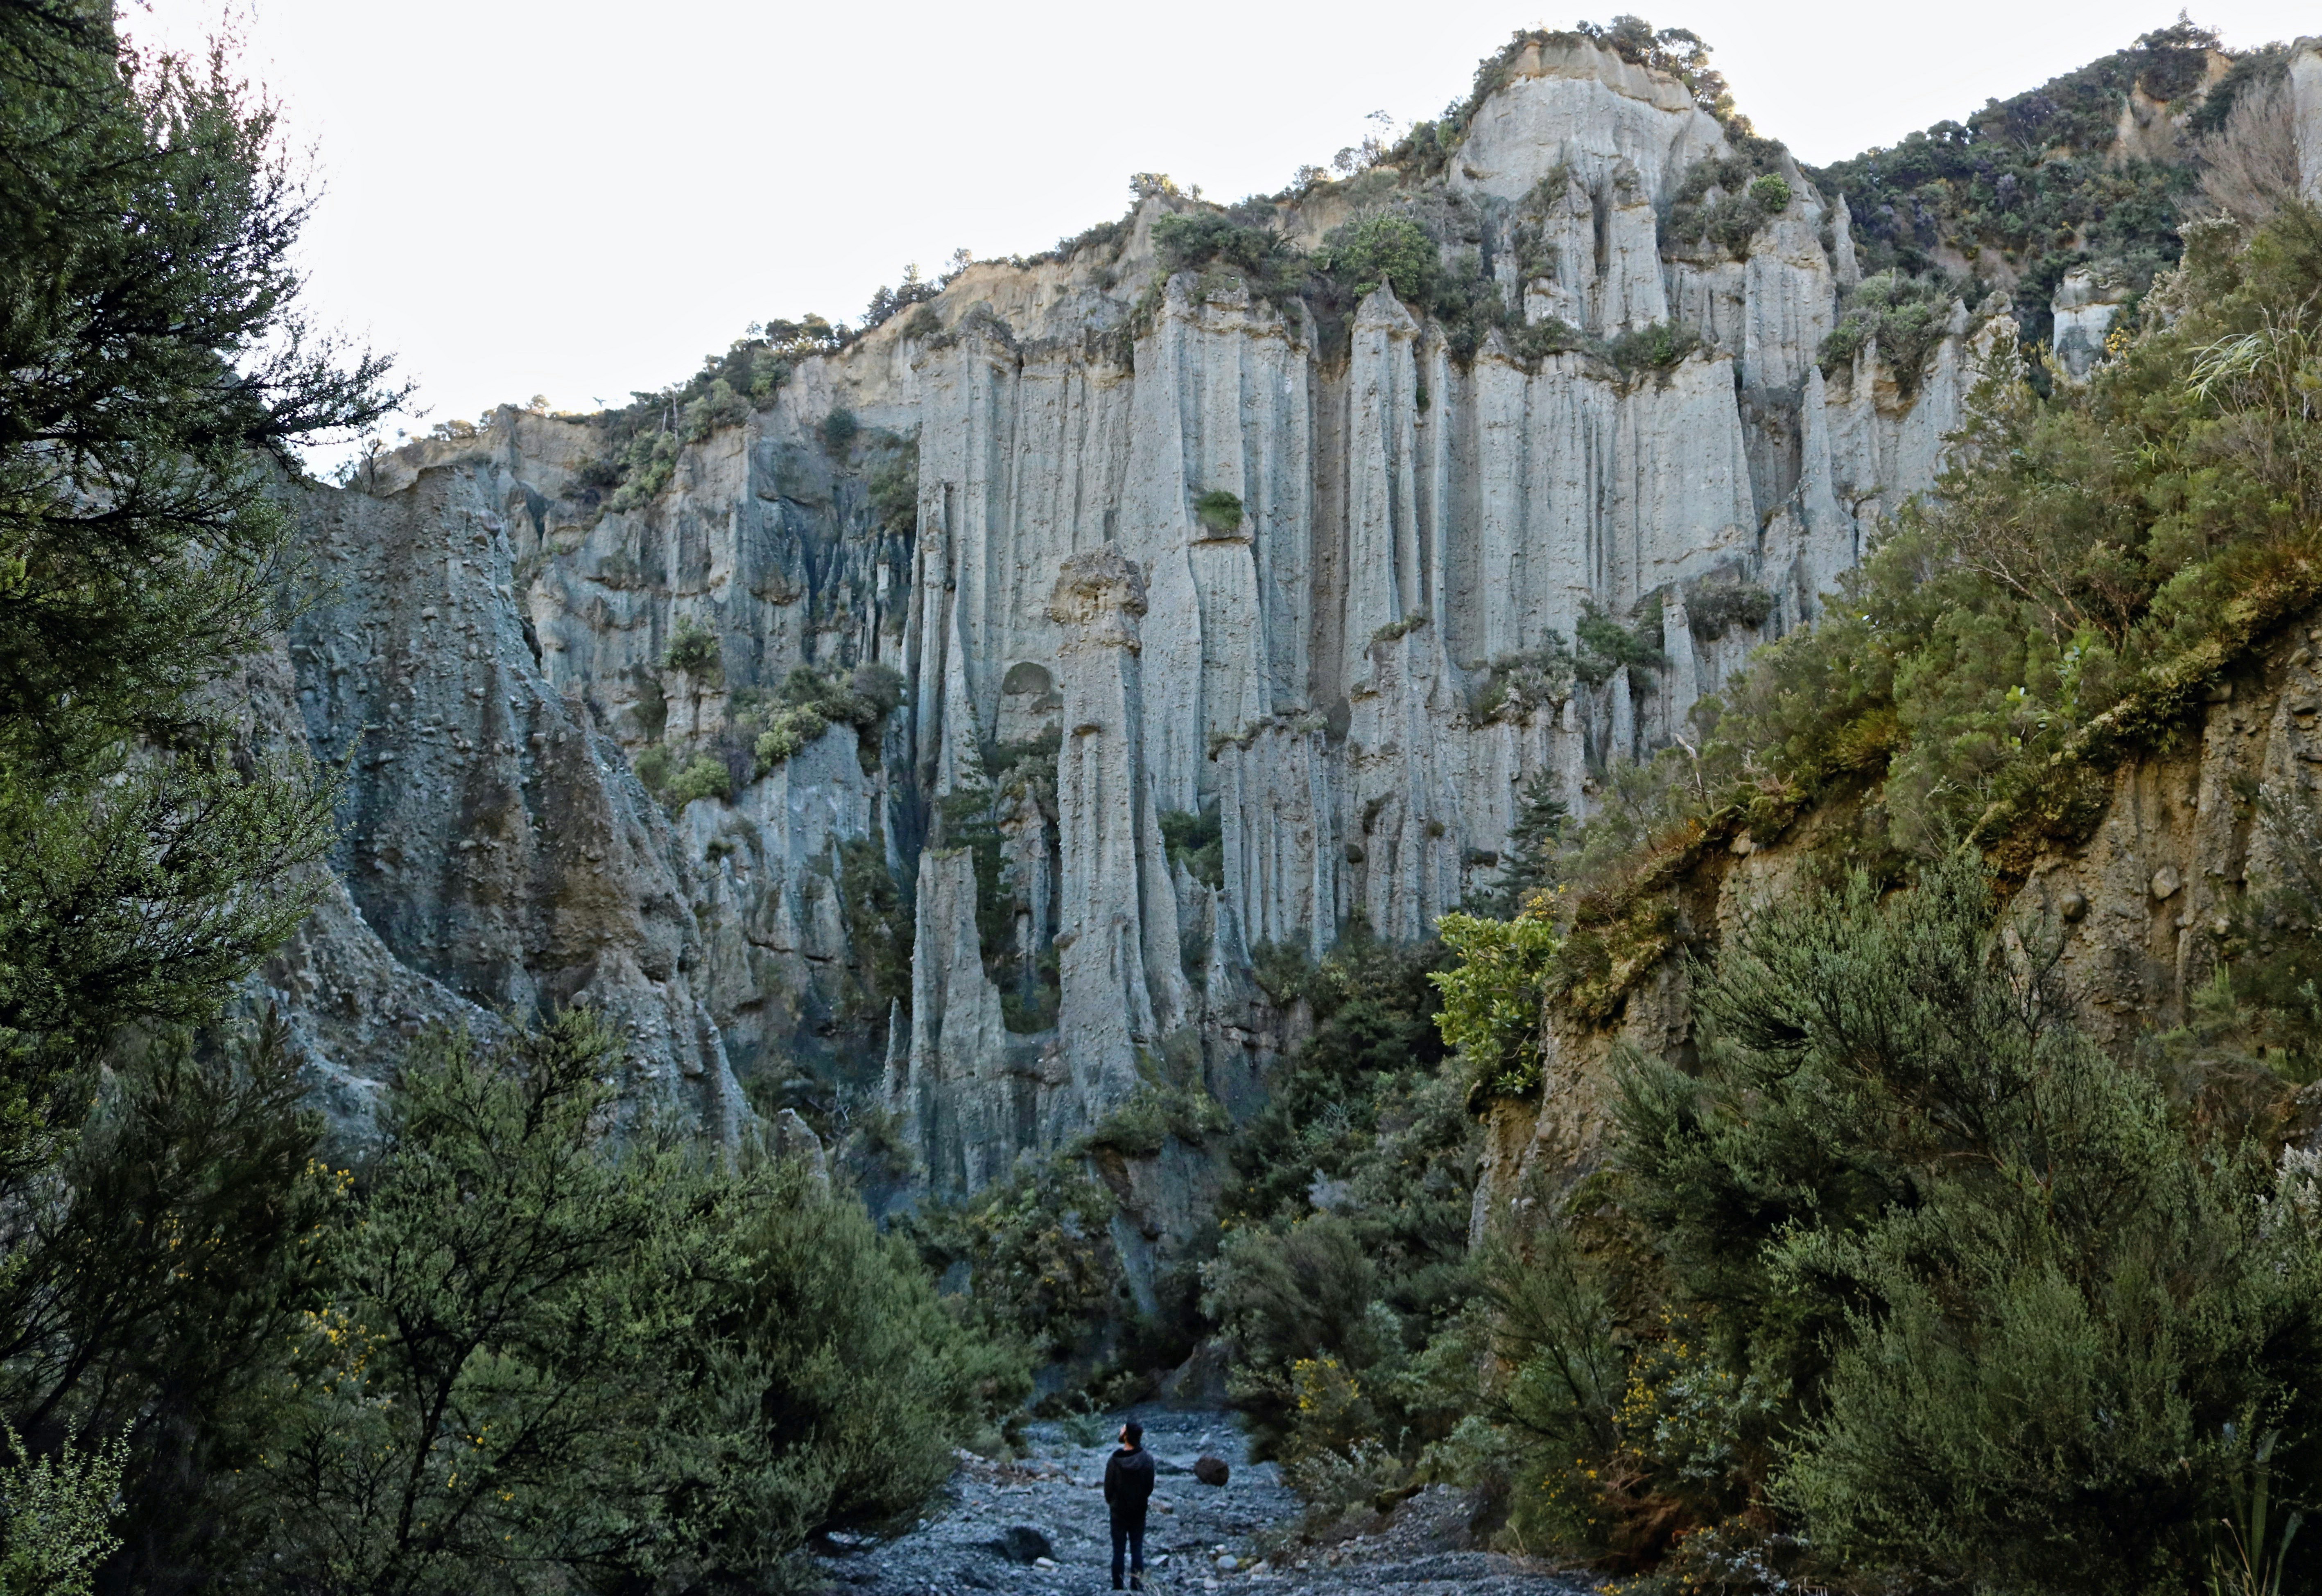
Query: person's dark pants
1109,1510,1146,1587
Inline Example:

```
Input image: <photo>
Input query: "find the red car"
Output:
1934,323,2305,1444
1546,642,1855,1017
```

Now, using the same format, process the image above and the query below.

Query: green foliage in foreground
0,1007,1025,1593
1456,857,2322,1591
1205,934,1477,1481
0,1427,126,1596
305,1015,1014,1590
255,1013,1021,1593
0,2,396,1180
1404,206,2322,1585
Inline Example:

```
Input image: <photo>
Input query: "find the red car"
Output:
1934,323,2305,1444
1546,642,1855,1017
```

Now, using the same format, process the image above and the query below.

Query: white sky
125,0,2316,446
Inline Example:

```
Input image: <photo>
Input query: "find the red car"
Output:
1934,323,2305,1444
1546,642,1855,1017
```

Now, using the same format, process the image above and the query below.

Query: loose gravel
811,1405,1596,1596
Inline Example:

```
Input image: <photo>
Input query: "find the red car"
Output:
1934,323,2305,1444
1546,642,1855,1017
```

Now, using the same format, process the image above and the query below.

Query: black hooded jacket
1104,1445,1156,1522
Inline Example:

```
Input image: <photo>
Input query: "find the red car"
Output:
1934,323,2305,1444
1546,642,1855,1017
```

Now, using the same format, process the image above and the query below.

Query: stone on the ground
988,1525,1052,1564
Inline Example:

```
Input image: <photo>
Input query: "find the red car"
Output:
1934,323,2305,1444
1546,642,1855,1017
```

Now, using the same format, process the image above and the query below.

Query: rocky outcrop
254,36,1997,1199
2293,38,2322,201
2052,266,2130,382
279,429,751,1140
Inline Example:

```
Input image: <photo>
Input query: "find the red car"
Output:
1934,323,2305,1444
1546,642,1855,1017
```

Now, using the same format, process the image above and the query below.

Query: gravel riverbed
812,1406,1596,1596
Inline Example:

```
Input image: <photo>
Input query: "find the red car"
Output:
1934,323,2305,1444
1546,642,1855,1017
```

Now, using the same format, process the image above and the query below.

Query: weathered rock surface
255,38,2006,1233
2293,38,2322,201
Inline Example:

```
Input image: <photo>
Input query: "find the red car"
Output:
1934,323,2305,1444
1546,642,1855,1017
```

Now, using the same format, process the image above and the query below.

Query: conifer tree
0,0,397,1172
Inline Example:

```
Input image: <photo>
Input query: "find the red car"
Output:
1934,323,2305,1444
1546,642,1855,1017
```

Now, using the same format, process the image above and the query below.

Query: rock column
1050,549,1190,1120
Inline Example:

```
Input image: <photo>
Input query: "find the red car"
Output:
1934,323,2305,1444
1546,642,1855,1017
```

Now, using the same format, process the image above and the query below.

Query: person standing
1103,1420,1156,1591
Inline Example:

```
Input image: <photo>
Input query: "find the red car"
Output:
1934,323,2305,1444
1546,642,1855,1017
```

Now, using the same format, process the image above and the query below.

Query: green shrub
1684,578,1775,639
862,259,952,330
680,376,749,441
819,407,859,453
256,1014,1023,1591
1082,1070,1230,1158
1319,212,1439,302
754,706,829,770
632,742,672,791
1207,1217,1384,1452
900,1154,1124,1363
753,664,902,774
663,753,731,810
1466,637,1577,726
1193,488,1244,535
1662,145,1797,260
607,427,679,512
1208,931,1476,1467
1602,321,1700,372
868,441,920,536
1817,269,1959,391
0,1427,127,1596
1432,910,1560,1099
1573,597,1668,683
1160,807,1225,887
695,1155,1033,1560
1047,213,1133,264
1152,211,1287,278
0,1016,337,1588
664,616,721,677
1148,210,1307,320
1605,854,2322,1589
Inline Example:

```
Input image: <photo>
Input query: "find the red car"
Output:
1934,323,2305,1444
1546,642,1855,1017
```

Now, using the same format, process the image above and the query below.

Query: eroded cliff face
247,34,2322,1242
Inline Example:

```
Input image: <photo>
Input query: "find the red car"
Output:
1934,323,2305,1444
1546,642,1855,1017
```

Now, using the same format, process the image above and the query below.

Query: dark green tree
258,1014,714,1593
0,0,398,1173
0,1013,334,1593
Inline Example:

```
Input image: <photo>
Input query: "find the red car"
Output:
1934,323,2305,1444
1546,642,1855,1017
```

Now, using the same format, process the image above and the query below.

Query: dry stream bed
813,1406,1594,1596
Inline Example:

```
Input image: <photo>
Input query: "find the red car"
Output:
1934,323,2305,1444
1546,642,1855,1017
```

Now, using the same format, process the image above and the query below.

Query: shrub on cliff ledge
1318,213,1439,303
1818,269,1960,391
663,616,722,677
753,663,903,774
663,752,731,810
1193,488,1245,536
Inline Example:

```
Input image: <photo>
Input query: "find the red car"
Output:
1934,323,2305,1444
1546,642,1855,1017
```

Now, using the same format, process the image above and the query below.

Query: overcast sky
125,0,2315,447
